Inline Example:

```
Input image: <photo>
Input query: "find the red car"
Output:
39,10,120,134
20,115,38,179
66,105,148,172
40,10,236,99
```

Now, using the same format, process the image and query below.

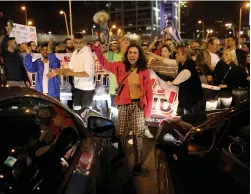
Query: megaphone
93,11,110,30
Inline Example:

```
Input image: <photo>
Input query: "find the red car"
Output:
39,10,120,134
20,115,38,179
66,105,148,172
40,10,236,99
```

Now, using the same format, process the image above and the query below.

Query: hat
141,41,148,46
110,38,118,44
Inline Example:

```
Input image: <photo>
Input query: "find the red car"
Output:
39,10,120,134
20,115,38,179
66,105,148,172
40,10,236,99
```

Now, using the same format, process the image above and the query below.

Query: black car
155,99,249,194
0,87,115,194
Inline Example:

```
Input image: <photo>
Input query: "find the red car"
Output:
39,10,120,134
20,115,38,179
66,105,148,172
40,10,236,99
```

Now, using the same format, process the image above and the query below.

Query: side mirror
88,116,114,138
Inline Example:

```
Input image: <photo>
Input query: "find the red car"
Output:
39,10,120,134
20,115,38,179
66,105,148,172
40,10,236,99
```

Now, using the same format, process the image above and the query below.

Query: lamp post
225,23,232,38
82,30,86,34
92,25,96,41
21,6,28,25
69,0,73,38
198,20,205,40
239,3,250,44
206,29,213,39
60,10,70,37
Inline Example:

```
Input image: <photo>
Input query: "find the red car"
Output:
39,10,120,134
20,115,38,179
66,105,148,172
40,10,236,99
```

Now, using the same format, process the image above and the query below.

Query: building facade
99,1,162,37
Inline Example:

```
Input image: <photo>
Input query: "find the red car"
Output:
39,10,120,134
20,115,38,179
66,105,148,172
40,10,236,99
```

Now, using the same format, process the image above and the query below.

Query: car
0,86,115,194
155,99,250,194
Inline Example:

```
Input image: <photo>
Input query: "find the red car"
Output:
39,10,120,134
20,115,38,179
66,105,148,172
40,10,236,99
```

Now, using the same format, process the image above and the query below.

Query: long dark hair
123,44,147,73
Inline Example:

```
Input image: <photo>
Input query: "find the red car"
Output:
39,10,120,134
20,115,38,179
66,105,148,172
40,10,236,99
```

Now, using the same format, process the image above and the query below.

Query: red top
93,46,153,118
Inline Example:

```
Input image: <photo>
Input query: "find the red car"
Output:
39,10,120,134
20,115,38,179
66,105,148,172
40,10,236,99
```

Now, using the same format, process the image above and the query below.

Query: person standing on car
48,32,95,110
93,41,153,175
168,45,205,115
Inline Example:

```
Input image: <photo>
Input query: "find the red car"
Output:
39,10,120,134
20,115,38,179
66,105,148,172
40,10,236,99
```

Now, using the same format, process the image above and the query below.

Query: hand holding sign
5,23,13,36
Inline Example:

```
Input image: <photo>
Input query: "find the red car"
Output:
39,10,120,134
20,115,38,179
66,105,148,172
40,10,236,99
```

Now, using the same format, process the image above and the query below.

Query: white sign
10,23,37,44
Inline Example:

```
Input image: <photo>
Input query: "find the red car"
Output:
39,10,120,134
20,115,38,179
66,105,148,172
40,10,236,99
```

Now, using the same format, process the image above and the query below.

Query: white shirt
172,69,191,85
42,60,49,94
209,52,220,70
68,46,95,90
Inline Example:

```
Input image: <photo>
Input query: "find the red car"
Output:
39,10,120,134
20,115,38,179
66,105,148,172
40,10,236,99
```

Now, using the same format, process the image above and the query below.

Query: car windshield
0,97,79,194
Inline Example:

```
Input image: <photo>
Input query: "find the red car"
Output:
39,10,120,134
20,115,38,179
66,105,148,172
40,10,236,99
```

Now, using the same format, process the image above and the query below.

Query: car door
202,105,250,194
0,96,85,194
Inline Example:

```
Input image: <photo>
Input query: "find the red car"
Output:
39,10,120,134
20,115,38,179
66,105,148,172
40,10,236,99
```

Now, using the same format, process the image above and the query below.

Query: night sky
0,1,249,37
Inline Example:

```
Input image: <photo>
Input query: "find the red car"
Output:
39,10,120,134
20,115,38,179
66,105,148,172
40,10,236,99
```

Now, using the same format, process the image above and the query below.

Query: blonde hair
223,49,238,65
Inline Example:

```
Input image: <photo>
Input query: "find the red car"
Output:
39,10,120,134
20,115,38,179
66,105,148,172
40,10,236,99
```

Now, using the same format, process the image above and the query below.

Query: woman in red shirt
93,41,153,175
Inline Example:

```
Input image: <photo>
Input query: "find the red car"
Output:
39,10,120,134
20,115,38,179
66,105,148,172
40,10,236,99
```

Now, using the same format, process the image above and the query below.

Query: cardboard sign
10,23,37,44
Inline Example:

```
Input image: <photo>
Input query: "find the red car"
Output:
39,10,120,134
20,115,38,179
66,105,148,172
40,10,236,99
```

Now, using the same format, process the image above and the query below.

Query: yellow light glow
21,6,26,11
11,149,15,153
59,10,64,15
112,25,116,29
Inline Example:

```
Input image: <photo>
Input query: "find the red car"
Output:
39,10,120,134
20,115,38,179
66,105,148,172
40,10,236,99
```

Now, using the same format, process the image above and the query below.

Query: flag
168,26,182,43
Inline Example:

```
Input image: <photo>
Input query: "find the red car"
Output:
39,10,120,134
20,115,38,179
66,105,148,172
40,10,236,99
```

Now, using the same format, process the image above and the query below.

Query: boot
132,135,143,175
111,136,126,166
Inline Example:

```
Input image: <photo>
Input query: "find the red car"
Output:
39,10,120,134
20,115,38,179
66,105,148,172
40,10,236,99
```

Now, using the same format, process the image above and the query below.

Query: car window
0,97,80,194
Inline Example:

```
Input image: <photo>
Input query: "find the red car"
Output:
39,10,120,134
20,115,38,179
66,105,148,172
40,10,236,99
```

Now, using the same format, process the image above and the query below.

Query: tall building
100,1,162,37
162,0,179,29
162,0,192,38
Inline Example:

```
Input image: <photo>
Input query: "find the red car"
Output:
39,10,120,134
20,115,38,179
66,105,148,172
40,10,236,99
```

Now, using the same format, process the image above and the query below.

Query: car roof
0,86,54,101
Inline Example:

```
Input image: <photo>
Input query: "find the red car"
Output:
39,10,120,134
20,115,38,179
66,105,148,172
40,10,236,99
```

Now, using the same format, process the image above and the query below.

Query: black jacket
0,35,30,83
213,61,248,89
178,59,204,108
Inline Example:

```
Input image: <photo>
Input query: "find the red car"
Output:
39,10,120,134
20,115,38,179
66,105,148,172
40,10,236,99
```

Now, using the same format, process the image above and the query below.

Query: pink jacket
93,46,153,117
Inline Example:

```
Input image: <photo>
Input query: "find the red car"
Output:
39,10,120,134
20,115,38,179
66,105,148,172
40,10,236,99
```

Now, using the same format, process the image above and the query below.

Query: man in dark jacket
168,45,205,115
0,24,30,87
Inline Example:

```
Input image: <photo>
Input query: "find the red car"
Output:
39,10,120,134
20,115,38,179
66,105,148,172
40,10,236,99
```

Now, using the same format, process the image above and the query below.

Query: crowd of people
0,22,250,175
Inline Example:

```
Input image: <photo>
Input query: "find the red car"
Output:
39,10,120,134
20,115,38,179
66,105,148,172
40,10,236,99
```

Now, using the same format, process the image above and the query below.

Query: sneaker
111,153,125,166
145,127,154,138
128,138,133,145
129,130,133,136
132,163,142,175
111,142,119,149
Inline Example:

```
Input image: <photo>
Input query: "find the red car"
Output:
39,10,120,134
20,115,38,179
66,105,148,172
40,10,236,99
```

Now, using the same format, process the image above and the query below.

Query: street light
82,30,86,34
92,25,96,41
117,28,121,35
112,24,116,29
21,6,28,25
206,29,213,39
28,21,33,26
60,10,70,37
225,23,232,28
198,20,205,40
239,3,250,43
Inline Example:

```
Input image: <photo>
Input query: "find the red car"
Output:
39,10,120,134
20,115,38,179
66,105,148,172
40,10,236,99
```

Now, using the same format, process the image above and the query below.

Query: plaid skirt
117,101,145,137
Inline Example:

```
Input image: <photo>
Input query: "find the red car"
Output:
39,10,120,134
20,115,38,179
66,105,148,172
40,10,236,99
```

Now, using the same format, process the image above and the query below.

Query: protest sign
10,23,37,44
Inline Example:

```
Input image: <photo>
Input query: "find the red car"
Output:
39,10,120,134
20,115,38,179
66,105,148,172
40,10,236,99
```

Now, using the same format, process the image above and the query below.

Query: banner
21,53,178,126
10,23,37,44
146,70,179,126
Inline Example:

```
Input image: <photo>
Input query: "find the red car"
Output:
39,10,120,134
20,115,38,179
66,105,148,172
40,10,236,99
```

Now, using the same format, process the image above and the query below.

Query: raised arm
24,54,39,73
0,25,12,51
93,42,123,76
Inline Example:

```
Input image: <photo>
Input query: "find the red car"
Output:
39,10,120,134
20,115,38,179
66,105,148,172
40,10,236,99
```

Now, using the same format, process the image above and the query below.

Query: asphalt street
107,127,158,194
